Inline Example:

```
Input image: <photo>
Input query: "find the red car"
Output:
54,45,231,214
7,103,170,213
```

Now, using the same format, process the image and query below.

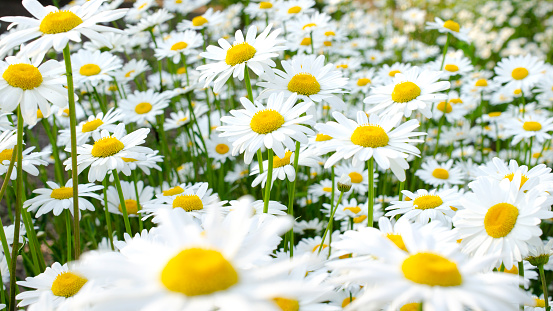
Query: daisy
315,111,424,181
453,173,553,268
287,11,331,35
375,62,412,85
0,0,126,57
245,1,277,19
307,179,339,200
494,54,545,93
335,162,372,195
218,92,314,164
504,113,553,145
71,50,122,87
205,134,235,162
122,150,163,175
225,197,287,216
348,68,379,95
257,54,348,111
154,30,203,63
125,8,174,35
118,89,170,125
163,0,207,14
105,180,154,217
197,24,285,93
416,159,464,187
432,51,474,78
294,219,325,235
364,66,450,118
64,123,153,182
0,55,67,126
0,144,49,180
431,98,469,123
24,179,102,218
115,59,150,82
274,0,316,21
59,108,121,146
425,17,471,42
323,198,368,222
176,8,225,31
125,0,157,23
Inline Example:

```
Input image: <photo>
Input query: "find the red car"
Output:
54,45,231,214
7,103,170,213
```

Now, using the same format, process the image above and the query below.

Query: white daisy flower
504,113,553,145
118,89,170,125
125,8,174,35
115,59,151,82
335,161,372,195
71,50,122,87
274,0,315,21
375,62,412,85
425,17,470,42
154,30,203,63
121,150,163,175
432,51,474,78
226,197,287,216
205,134,234,162
0,141,49,180
176,8,225,31
416,159,465,187
59,107,121,146
494,54,545,93
105,180,154,217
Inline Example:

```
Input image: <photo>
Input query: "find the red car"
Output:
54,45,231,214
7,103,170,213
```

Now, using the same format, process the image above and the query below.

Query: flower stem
398,180,405,201
263,149,274,213
102,177,114,250
0,141,17,269
318,190,344,255
286,141,301,257
439,33,450,70
65,209,72,262
113,172,132,236
367,158,375,227
539,264,550,311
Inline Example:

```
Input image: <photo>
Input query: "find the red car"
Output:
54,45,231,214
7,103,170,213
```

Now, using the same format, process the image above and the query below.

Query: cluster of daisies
0,0,551,310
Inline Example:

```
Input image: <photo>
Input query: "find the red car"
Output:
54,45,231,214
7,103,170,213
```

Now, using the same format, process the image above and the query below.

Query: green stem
257,150,264,174
286,141,301,257
318,191,344,255
263,149,274,213
539,265,550,311
0,143,18,269
439,33,450,70
132,171,144,232
433,114,446,157
244,66,254,102
113,172,132,236
41,119,65,183
367,158,375,227
398,180,405,201
65,209,72,263
102,177,114,250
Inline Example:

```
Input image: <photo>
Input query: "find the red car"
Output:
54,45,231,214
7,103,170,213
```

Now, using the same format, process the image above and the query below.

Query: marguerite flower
105,180,154,217
504,113,553,145
118,89,170,125
425,17,470,42
416,159,464,187
71,49,122,87
154,30,203,63
494,54,545,94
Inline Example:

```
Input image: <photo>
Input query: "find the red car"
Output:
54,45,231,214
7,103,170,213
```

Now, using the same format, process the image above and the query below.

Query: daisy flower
24,179,102,218
307,179,338,200
453,173,553,268
245,1,277,19
375,62,412,85
154,30,203,63
105,180,154,217
0,143,49,180
65,123,153,182
121,150,163,175
218,92,314,164
425,17,470,42
504,113,553,145
125,8,174,35
118,89,170,125
59,108,121,146
494,54,545,93
226,197,287,216
287,11,331,35
335,162,371,195
323,198,368,222
257,54,348,111
274,0,316,21
205,134,235,162
415,159,464,187
0,0,126,56
364,66,450,118
294,219,324,235
115,59,150,82
432,51,474,78
315,111,425,181
348,68,379,95
176,8,225,31
0,55,67,126
431,98,469,123
197,24,285,93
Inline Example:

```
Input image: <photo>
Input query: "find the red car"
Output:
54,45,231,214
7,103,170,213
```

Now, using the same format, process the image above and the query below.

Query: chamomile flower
121,150,163,175
154,30,203,63
197,24,285,93
308,179,338,200
385,188,461,225
504,113,553,145
105,180,154,217
335,162,371,194
426,17,471,42
205,134,234,162
176,8,225,31
125,8,174,35
0,144,49,180
494,54,545,93
118,89,170,125
71,50,122,87
375,62,412,84
432,52,474,78
226,197,287,216
275,0,316,21
59,108,121,146
115,59,151,82
416,159,464,187
348,68,379,95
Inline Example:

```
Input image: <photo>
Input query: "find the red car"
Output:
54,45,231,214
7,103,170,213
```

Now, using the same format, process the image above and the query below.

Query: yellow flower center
322,187,332,192
386,233,407,251
504,173,529,188
176,67,187,75
135,102,152,114
392,81,421,103
273,151,292,168
118,199,139,214
504,265,518,274
225,42,256,66
523,121,542,131
250,109,285,134
444,64,459,72
302,23,317,30
171,41,188,51
450,98,463,104
300,37,311,46
273,297,299,311
37,109,44,119
91,137,124,158
413,194,443,210
348,172,363,183
259,1,273,9
344,206,361,214
353,215,367,223
389,70,401,77
443,20,460,32
3,63,44,90
0,149,13,163
323,41,332,46
163,186,184,196
488,112,501,117
215,143,229,155
356,78,371,86
288,73,320,96
176,0,182,3
51,272,87,298
437,101,453,113
402,252,462,286
514,89,522,95
50,187,73,200
192,16,208,27
432,168,449,180
79,64,101,76
287,6,301,13
511,67,529,80
161,248,238,296
172,194,203,212
81,119,103,132
350,125,389,148
325,31,336,36
535,298,546,308
475,79,488,87
315,133,332,141
125,70,135,78
342,297,356,308
401,303,421,311
484,203,519,238
312,244,328,252
39,11,83,34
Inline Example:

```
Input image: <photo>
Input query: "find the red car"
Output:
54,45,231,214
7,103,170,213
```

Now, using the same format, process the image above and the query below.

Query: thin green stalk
367,158,375,227
286,141,301,257
244,66,254,101
257,150,264,174
398,180,405,201
539,264,550,311
439,33,450,70
65,210,72,263
318,191,344,255
41,119,64,183
113,172,132,236
0,144,18,269
102,177,114,250
132,171,144,232
263,149,274,213
518,261,525,289
433,114,446,157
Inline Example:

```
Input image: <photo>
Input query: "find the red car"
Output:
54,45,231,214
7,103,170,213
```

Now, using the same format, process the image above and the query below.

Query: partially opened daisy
494,54,545,93
425,17,470,42
218,92,314,164
197,23,286,93
315,111,425,181
0,0,127,57
364,66,450,118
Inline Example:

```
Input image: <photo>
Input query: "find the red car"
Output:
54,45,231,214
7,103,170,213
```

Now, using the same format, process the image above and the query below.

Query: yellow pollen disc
176,67,187,75
179,117,188,123
124,70,135,78
119,199,139,214
322,187,332,192
336,64,348,69
353,215,367,223
37,109,44,119
392,81,421,103
437,101,453,113
443,20,460,32
215,143,230,155
444,64,459,72
163,186,184,196
312,244,328,252
0,149,13,163
413,194,443,210
51,272,87,297
511,67,529,80
79,64,101,76
350,125,389,148
302,23,317,30
400,303,421,311
488,112,501,117
138,3,147,9
192,16,208,27
50,187,73,200
357,78,371,86
402,252,462,286
225,42,256,66
504,265,518,274
386,234,407,251
324,31,335,36
523,121,542,131
535,298,546,307
273,151,292,168
484,203,519,238
39,11,83,34
135,102,153,114
288,73,320,96
259,1,273,9
300,37,311,46
514,89,522,95
287,6,301,13
348,172,363,183
388,70,401,77
504,173,529,188
250,109,285,134
161,248,238,296
171,41,188,51
432,168,449,180
176,0,182,3
91,137,124,158
122,157,137,162
344,206,361,214
108,84,117,92
450,98,463,104
3,63,43,90
172,194,203,212
81,119,103,132
273,297,300,311
342,297,356,307
315,133,332,141
323,41,332,46
475,79,488,87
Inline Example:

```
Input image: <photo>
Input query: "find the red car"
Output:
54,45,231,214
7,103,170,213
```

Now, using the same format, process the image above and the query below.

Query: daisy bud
526,254,550,267
337,174,352,192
